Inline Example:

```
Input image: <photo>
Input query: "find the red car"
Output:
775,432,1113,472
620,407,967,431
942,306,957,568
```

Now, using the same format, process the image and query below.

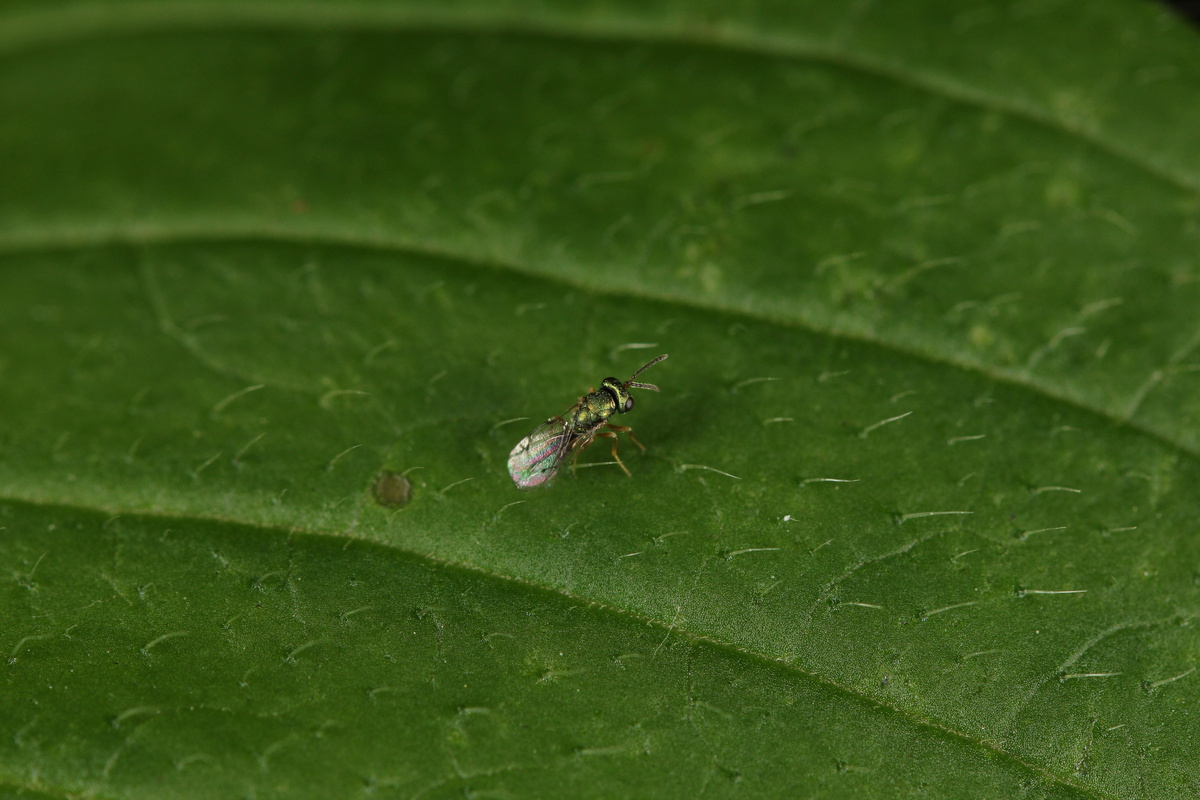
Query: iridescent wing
507,415,573,490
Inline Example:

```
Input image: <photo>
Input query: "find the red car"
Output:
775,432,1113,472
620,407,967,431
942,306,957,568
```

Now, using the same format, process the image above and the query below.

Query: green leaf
2,2,1199,798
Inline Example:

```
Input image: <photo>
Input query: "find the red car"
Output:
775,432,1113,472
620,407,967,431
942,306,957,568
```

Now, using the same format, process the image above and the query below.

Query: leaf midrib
0,1,1195,197
0,494,1110,800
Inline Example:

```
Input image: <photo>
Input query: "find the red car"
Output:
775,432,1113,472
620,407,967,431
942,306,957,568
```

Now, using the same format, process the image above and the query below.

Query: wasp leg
604,423,645,452
594,430,633,476
569,443,586,477
568,433,598,477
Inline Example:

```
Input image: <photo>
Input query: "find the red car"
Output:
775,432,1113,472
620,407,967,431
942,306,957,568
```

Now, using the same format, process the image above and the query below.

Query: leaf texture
1,2,1199,798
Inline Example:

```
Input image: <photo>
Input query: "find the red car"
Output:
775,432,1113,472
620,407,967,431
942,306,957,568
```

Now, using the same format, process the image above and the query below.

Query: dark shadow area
1163,0,1200,26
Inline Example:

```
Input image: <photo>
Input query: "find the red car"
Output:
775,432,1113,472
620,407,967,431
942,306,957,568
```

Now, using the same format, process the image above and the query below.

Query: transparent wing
507,415,573,490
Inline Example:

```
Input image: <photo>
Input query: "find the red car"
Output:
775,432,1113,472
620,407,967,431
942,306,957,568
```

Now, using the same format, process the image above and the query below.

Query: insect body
507,354,668,490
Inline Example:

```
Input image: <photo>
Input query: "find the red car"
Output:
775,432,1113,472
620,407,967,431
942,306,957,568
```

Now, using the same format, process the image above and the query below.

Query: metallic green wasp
507,354,668,490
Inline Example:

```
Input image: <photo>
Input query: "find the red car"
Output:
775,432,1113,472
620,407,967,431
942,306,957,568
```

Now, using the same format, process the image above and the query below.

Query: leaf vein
0,493,1120,800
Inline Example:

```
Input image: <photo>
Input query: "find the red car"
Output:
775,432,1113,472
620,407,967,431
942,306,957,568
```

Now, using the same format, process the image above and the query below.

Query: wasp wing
507,415,573,490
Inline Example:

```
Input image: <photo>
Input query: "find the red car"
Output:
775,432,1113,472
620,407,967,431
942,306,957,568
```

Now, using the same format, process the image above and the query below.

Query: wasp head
600,377,636,413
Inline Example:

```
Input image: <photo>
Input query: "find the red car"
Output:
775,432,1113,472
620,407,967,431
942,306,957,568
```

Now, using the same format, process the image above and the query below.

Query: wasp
507,354,668,490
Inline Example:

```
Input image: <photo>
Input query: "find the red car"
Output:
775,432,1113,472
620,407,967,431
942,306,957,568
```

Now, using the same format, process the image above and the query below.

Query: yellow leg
596,430,632,476
604,423,645,452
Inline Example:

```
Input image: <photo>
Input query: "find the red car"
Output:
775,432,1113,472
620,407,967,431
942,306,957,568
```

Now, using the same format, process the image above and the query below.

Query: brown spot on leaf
372,471,413,509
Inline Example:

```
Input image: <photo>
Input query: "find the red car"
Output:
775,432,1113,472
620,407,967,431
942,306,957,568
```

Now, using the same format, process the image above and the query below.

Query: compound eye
623,396,635,413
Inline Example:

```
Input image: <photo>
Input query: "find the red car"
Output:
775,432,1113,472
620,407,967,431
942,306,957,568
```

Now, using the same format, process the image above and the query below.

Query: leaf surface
1,2,1199,798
